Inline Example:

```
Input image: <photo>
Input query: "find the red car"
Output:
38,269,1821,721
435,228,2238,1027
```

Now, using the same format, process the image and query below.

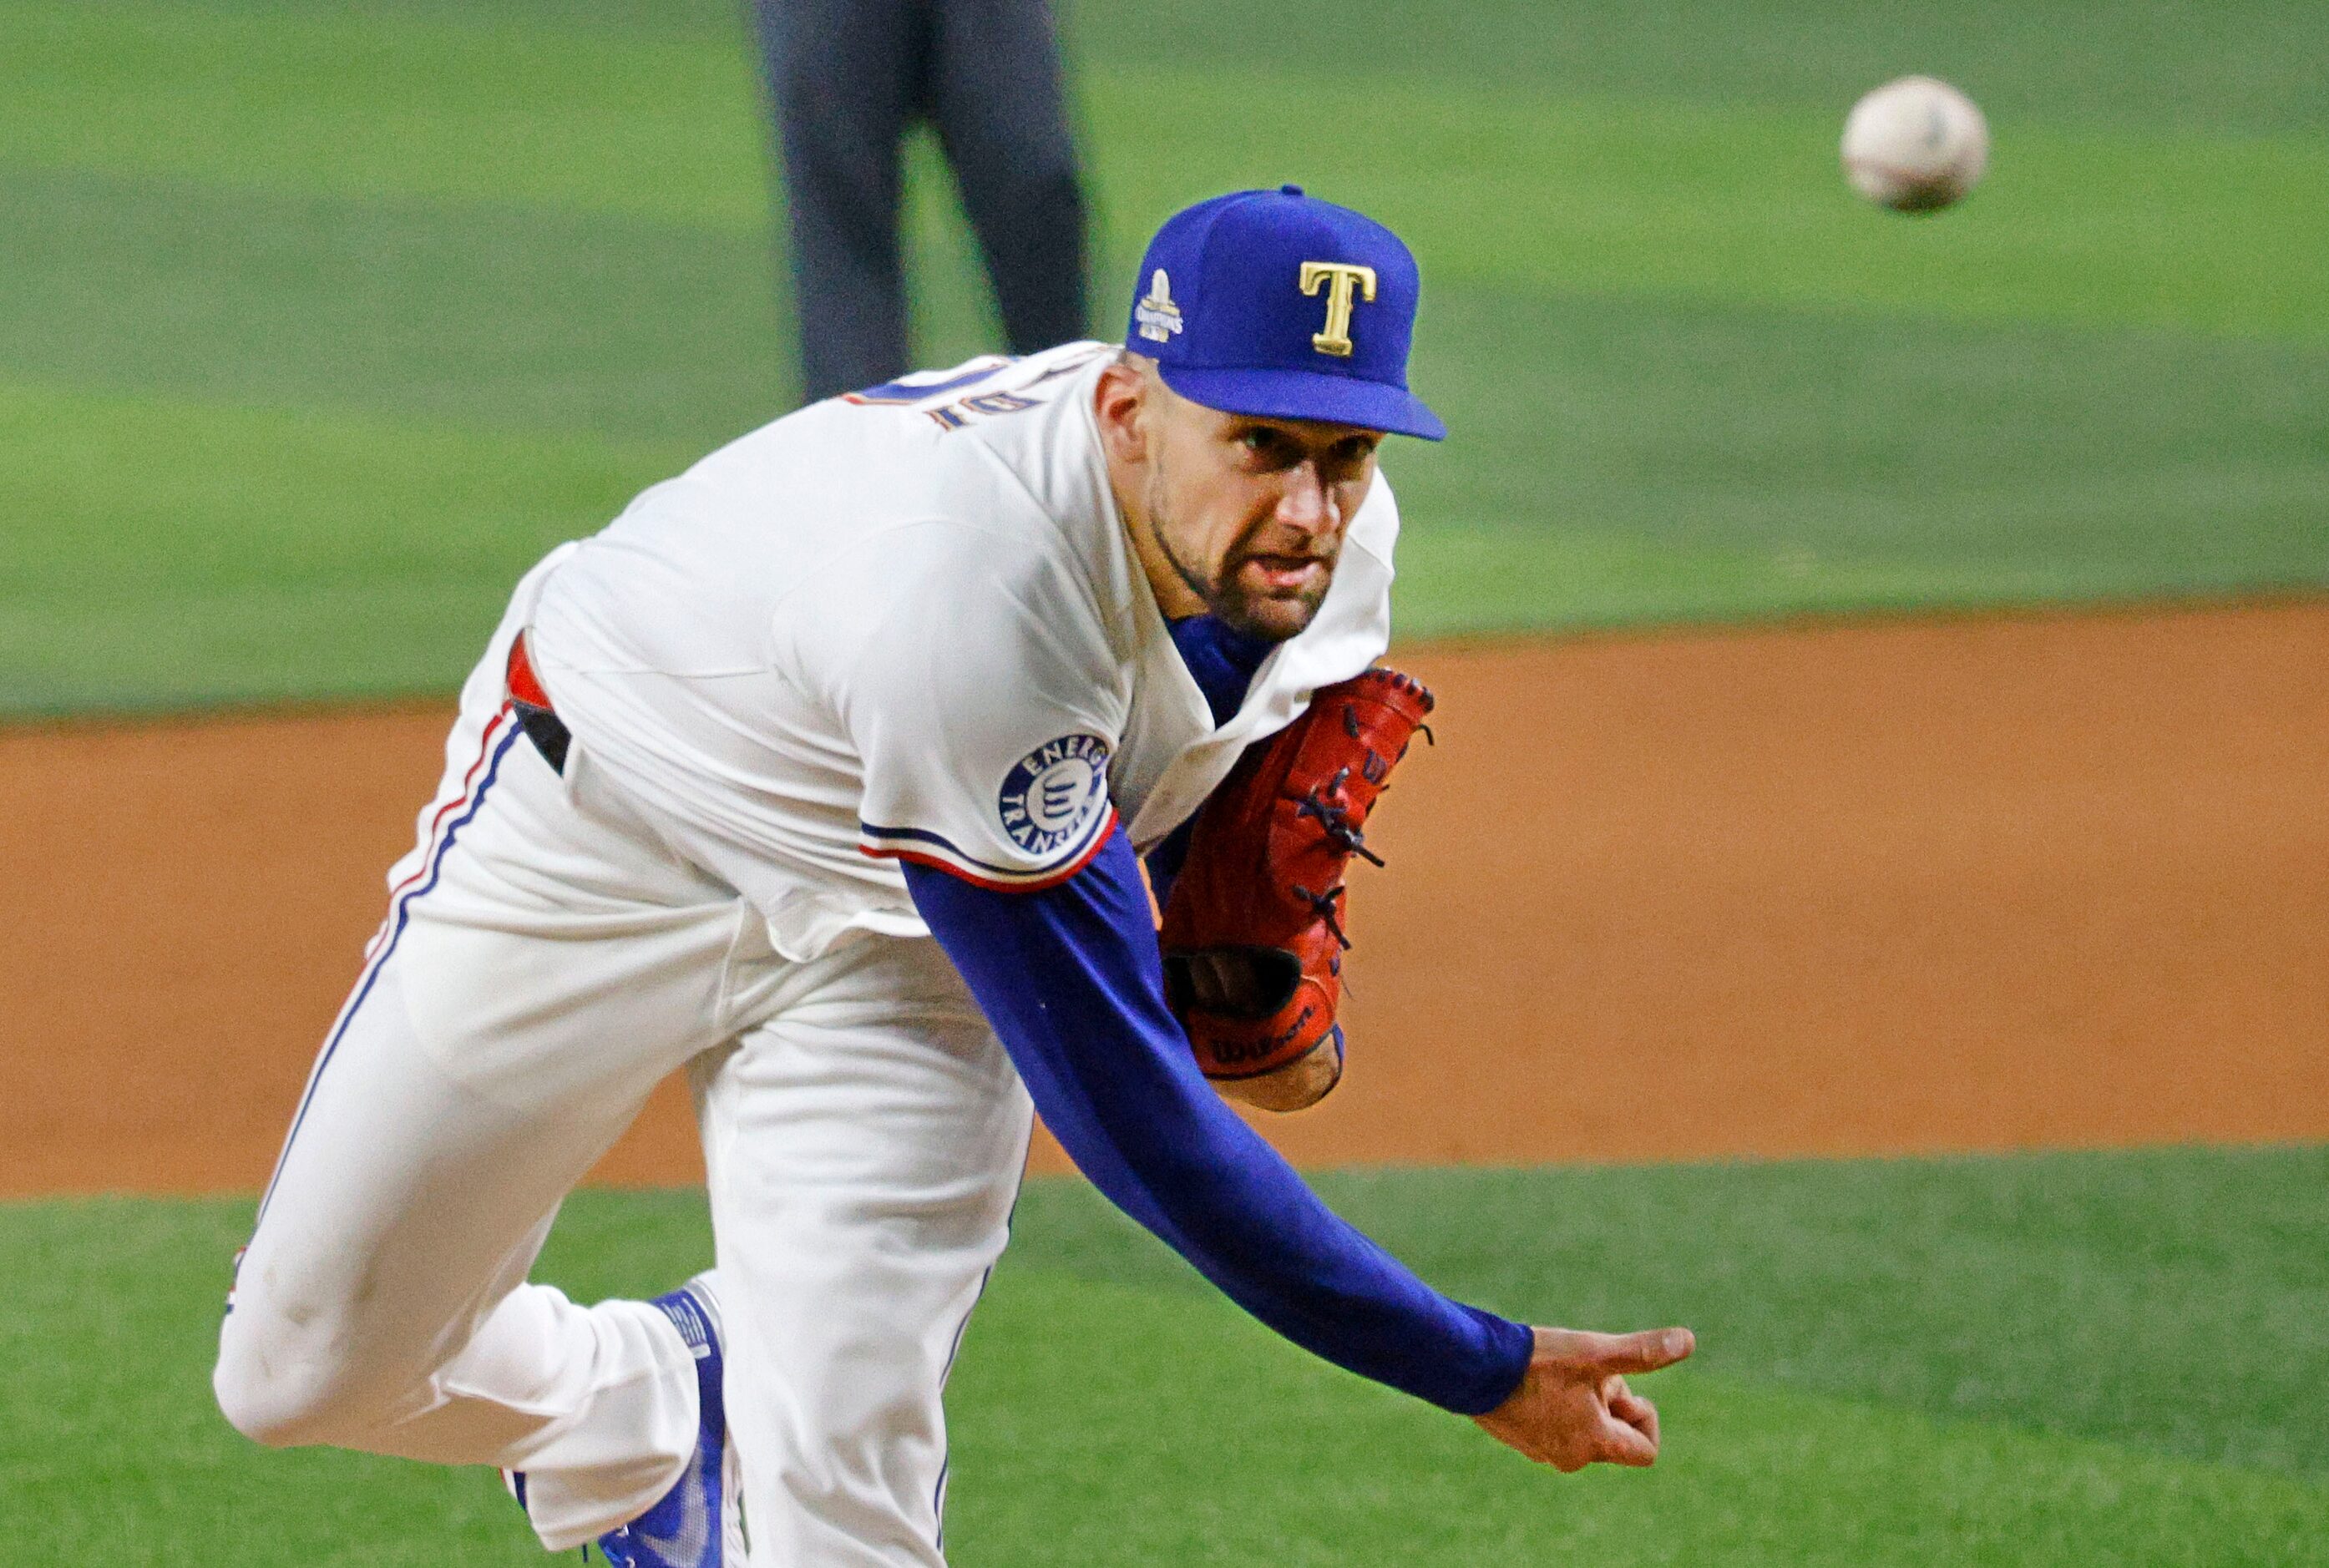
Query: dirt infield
4,600,2324,1197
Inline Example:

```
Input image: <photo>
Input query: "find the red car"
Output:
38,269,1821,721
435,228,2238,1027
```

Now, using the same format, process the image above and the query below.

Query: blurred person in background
752,0,1091,402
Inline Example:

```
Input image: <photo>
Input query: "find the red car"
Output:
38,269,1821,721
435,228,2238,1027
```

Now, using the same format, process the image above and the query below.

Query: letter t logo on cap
1299,261,1379,357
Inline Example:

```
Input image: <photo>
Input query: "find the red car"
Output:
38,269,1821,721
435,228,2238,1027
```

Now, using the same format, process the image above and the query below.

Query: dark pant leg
928,0,1091,356
752,0,928,402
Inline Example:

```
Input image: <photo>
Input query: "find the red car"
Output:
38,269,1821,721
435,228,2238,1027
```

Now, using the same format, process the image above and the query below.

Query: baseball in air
1840,76,1988,213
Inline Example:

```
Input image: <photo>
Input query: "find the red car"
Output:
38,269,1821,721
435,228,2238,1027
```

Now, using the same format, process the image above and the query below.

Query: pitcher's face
1098,356,1381,642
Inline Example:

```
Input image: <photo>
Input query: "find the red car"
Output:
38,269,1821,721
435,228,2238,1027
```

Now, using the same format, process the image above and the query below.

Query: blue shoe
597,1276,727,1567
506,1274,730,1566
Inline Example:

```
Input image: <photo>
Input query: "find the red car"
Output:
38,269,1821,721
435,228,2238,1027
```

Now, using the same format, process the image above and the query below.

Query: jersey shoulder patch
861,731,1116,892
998,732,1112,857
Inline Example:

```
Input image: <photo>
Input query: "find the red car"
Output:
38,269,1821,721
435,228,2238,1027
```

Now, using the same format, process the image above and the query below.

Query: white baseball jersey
528,341,1400,961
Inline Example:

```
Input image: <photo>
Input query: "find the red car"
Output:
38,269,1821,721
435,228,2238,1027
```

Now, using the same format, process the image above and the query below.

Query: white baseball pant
213,568,1035,1561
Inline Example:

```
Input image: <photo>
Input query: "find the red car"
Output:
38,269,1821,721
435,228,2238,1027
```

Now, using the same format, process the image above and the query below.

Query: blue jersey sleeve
904,828,1533,1415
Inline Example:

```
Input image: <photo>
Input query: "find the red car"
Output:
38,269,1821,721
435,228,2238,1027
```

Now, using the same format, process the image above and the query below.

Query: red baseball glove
1158,666,1435,1109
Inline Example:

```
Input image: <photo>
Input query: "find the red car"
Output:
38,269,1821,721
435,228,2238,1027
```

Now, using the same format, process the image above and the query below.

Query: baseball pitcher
214,188,1694,1566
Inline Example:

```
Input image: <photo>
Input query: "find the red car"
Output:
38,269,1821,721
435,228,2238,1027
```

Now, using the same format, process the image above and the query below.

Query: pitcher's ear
1092,358,1151,463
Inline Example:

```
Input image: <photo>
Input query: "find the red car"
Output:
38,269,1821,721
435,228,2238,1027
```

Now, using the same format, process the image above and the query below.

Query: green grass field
11,1148,2326,1565
0,0,2324,711
3,3,2323,1561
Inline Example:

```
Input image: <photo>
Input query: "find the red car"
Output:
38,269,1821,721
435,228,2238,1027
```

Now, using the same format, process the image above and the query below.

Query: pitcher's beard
1147,463,1333,642
1211,563,1330,642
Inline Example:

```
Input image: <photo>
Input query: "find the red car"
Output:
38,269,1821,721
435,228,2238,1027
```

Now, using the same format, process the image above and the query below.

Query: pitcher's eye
1238,426,1293,461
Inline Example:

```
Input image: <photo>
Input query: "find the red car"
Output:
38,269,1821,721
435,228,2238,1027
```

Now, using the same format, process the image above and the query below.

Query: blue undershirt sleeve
904,828,1534,1416
1141,613,1277,905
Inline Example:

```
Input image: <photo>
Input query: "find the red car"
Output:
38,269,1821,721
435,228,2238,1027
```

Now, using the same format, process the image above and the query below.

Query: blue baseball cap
1124,186,1445,441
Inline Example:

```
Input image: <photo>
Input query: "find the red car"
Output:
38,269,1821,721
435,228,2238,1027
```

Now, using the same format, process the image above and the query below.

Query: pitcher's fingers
1606,1378,1660,1449
1597,1410,1659,1467
1566,1327,1695,1376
